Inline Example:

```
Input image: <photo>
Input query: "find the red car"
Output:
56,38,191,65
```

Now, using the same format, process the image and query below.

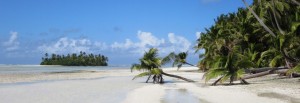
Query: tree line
40,51,108,66
131,0,300,85
196,0,300,85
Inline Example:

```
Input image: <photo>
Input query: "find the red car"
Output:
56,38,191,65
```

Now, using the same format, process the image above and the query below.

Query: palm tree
196,0,300,86
163,51,196,70
241,0,300,74
40,51,108,66
131,48,194,83
204,46,254,85
195,6,273,85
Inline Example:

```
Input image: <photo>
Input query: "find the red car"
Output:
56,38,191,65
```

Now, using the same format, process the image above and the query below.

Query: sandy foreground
0,67,299,103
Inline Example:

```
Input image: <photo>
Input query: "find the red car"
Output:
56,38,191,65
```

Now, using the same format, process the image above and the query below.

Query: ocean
0,65,130,74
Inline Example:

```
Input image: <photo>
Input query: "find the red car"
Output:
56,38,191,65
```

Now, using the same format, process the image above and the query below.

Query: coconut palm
131,48,194,83
204,45,255,85
198,0,300,86
242,0,300,72
196,5,274,85
163,51,196,70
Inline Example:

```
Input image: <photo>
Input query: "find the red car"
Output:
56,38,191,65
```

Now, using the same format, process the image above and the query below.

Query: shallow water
0,65,129,74
161,88,202,103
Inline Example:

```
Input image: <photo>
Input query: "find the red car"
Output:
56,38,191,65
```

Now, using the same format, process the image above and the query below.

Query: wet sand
0,67,299,103
124,67,300,103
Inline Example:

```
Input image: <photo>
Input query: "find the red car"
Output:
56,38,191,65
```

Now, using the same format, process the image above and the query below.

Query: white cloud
167,33,191,52
94,41,108,50
110,31,191,54
137,31,165,48
111,39,134,49
37,30,192,57
111,31,166,54
38,37,107,54
3,31,20,51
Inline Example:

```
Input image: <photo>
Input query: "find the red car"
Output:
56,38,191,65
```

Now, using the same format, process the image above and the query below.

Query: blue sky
0,0,252,65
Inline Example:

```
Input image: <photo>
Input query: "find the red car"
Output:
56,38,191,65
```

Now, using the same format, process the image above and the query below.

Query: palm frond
220,73,231,83
269,55,283,67
132,72,151,80
204,68,227,82
161,52,175,65
287,63,300,74
236,69,245,78
131,64,142,72
150,68,162,75
260,48,277,59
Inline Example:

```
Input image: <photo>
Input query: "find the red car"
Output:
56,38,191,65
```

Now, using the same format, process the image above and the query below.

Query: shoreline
0,67,299,103
124,67,300,103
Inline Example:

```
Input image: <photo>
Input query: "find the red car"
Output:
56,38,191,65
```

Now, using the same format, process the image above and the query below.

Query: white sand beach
0,67,299,103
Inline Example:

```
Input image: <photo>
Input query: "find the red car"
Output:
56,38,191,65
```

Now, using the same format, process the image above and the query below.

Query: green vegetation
164,51,196,70
40,51,108,66
131,48,194,83
132,0,300,85
195,0,300,85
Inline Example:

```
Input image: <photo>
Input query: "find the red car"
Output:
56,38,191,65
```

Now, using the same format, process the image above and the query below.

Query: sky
0,0,252,65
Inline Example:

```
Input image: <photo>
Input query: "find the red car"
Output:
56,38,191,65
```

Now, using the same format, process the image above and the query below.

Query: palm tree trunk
161,72,195,82
160,74,164,83
242,70,276,79
271,0,284,35
185,62,197,67
146,74,152,83
241,79,249,84
242,68,300,80
152,75,157,83
211,77,223,86
281,49,297,64
291,0,300,6
242,68,286,79
241,0,276,37
247,67,287,74
229,76,234,85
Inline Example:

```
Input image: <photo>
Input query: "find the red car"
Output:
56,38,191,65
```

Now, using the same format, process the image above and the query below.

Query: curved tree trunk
184,62,197,67
242,69,279,79
246,67,287,74
241,79,249,84
161,72,195,82
291,0,300,6
211,76,223,86
242,68,300,80
242,0,276,37
242,68,289,80
146,74,152,83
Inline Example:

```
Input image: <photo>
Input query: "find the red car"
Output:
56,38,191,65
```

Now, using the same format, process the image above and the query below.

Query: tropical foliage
131,48,194,83
163,51,196,70
195,0,300,85
40,51,108,66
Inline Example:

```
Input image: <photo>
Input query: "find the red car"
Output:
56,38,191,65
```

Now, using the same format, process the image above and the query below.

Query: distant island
40,51,108,66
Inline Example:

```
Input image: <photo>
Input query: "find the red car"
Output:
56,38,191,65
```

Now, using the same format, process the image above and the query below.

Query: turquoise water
0,65,129,74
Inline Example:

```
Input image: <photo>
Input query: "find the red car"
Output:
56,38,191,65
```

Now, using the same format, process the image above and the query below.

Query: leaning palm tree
204,46,254,86
131,48,194,83
163,51,197,70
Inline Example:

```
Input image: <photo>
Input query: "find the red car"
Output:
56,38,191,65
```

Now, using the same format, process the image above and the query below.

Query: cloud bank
111,31,191,54
1,30,201,64
38,37,104,54
37,31,193,56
